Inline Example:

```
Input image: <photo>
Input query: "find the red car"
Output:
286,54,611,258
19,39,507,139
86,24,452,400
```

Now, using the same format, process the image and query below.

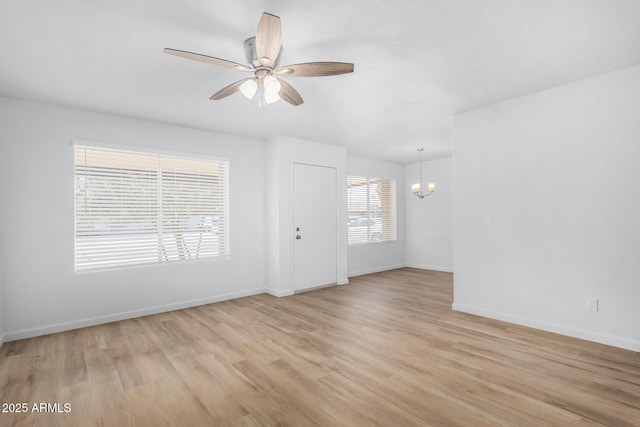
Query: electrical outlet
586,297,598,312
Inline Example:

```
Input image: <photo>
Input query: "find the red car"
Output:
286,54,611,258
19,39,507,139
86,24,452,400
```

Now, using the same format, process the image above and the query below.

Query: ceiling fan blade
275,62,354,77
276,78,304,106
164,48,250,71
255,13,282,66
210,78,251,100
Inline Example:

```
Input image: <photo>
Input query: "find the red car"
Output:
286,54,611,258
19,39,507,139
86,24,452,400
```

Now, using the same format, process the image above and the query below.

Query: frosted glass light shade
411,183,421,194
263,75,281,95
264,90,281,104
239,79,258,99
427,183,436,192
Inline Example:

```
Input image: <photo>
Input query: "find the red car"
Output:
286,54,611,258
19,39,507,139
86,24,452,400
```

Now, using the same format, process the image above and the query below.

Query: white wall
0,250,4,347
405,157,453,272
453,64,640,351
265,136,348,296
0,97,267,340
0,100,4,347
347,155,405,277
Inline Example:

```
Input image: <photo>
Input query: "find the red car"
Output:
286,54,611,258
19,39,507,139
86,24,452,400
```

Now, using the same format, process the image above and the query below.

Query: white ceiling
1,1,639,163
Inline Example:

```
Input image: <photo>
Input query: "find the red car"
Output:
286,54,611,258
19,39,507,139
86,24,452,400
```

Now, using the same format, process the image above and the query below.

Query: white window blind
347,175,397,245
74,145,229,271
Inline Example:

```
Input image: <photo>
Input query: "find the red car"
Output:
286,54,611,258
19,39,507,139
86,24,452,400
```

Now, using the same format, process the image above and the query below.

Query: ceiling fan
164,12,354,106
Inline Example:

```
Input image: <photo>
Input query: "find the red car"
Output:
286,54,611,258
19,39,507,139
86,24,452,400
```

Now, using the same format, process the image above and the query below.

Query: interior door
293,163,337,291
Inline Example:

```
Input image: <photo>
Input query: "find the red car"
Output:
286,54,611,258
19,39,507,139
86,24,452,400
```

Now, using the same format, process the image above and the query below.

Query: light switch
486,210,495,224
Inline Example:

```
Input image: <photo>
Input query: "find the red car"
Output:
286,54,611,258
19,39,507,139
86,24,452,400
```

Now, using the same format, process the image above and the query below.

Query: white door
293,163,337,291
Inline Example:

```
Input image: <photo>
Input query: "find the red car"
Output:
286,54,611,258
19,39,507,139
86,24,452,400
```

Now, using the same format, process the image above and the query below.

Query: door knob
296,235,302,240
296,227,300,231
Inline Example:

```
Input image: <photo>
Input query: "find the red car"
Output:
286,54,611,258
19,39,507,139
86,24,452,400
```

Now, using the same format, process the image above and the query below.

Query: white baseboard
337,278,349,285
347,264,405,278
405,263,453,273
266,288,294,298
3,287,267,343
452,302,640,352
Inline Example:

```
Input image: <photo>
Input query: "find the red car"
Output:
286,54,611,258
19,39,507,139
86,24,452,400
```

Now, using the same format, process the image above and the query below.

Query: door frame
291,160,340,292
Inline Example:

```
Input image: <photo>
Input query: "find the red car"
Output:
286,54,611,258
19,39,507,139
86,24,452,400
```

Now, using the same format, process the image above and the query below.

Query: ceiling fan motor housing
244,37,282,69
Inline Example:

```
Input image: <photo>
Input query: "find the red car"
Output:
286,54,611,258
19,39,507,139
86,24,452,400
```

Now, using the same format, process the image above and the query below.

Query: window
347,175,396,245
74,144,229,271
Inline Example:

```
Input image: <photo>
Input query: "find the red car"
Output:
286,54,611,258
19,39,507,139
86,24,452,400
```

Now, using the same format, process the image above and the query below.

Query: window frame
347,175,397,246
73,141,230,272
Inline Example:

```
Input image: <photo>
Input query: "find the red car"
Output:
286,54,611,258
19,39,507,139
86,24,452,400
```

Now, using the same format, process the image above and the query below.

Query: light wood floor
1,268,639,426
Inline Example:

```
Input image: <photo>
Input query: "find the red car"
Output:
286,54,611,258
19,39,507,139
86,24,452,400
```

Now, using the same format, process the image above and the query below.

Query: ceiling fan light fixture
239,78,258,99
264,90,281,104
263,75,281,95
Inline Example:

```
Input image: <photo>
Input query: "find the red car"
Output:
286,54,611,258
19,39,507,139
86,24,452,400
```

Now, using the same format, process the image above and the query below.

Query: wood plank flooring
1,268,639,426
